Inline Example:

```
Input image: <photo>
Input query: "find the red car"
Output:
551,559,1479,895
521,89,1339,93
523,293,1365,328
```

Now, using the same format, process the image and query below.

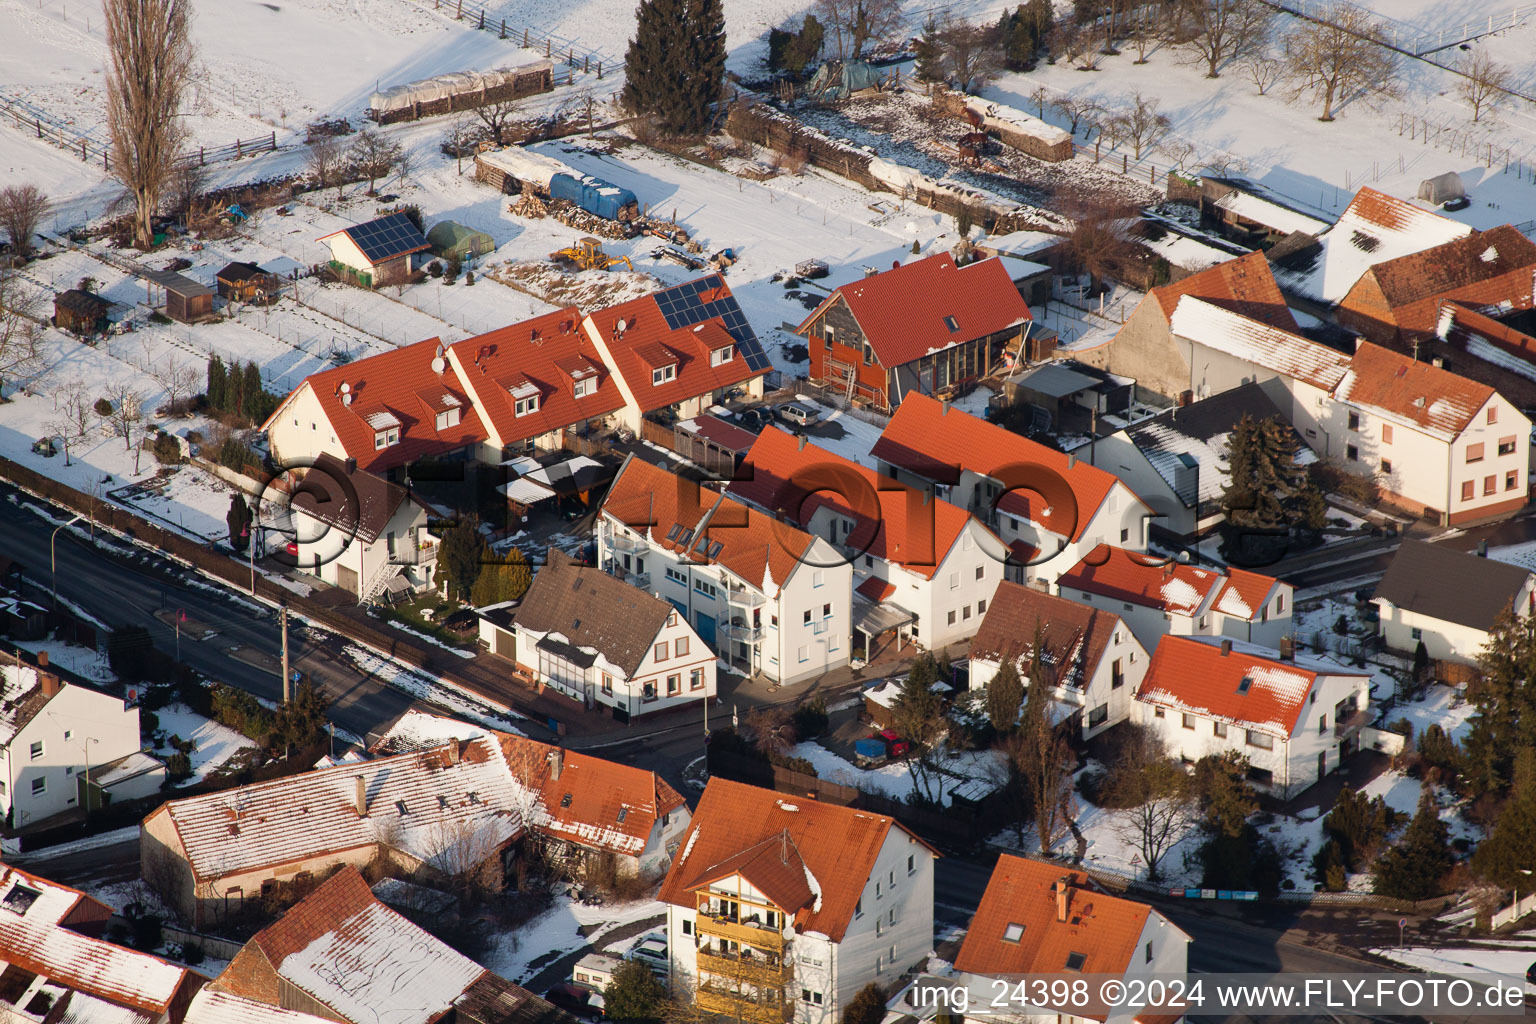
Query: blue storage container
854,738,887,761
549,171,637,221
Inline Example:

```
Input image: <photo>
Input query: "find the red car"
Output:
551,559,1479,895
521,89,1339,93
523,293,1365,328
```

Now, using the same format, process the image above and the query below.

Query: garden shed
143,269,213,323
427,221,495,261
53,288,111,335
1417,172,1465,206
216,261,283,304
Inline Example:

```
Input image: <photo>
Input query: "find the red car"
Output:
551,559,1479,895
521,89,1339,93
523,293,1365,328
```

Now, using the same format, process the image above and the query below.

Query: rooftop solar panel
652,275,770,370
347,212,429,264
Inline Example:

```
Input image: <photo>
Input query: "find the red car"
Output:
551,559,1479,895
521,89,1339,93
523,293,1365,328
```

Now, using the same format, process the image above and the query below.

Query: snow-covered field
1374,940,1536,994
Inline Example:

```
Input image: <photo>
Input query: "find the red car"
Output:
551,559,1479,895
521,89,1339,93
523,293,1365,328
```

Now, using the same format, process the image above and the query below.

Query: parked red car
875,728,909,758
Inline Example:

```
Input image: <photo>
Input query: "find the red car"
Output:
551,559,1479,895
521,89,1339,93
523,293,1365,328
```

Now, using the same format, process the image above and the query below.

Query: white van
778,402,821,428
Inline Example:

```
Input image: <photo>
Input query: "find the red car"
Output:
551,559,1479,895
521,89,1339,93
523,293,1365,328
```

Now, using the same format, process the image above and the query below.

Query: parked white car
627,934,668,976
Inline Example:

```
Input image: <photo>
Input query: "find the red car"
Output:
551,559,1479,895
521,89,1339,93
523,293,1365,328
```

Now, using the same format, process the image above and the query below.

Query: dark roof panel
344,212,432,264
1373,539,1532,632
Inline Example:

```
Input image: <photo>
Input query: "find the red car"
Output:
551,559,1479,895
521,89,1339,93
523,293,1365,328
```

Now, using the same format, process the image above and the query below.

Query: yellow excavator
549,236,633,272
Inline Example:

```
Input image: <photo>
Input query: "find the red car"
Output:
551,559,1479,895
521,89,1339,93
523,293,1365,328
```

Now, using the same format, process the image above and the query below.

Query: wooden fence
407,0,617,78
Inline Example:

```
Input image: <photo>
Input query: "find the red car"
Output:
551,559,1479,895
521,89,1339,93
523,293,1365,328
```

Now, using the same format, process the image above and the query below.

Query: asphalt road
0,487,417,739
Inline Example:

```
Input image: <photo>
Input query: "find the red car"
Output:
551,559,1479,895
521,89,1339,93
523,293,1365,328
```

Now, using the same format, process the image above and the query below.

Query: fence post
1122,153,1128,173
546,37,551,57
499,18,505,37
199,146,205,165
270,131,275,151
236,139,242,158
523,27,528,46
584,55,589,73
478,10,484,29
455,0,461,18
597,61,603,79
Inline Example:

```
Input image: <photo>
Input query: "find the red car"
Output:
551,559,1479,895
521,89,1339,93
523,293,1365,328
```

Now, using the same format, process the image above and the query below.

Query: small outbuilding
426,220,495,262
53,288,111,335
1417,171,1465,206
318,212,432,289
143,269,213,323
216,261,283,304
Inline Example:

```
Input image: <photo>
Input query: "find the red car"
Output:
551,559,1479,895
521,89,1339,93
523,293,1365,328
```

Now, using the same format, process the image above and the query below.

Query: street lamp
51,514,84,608
81,735,98,823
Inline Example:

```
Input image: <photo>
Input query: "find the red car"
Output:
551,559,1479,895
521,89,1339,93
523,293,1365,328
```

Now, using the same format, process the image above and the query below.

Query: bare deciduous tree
1178,0,1269,78
1111,760,1196,882
304,135,345,191
104,0,196,249
1058,194,1143,292
1458,50,1513,123
349,129,405,195
47,385,95,466
1052,94,1102,136
148,352,197,416
0,185,49,259
814,0,903,60
0,272,44,395
938,16,1002,93
164,161,208,229
1116,91,1172,158
1284,4,1398,121
1162,138,1197,172
471,97,522,146
1028,85,1051,118
105,384,143,452
1127,4,1161,63
1240,50,1285,95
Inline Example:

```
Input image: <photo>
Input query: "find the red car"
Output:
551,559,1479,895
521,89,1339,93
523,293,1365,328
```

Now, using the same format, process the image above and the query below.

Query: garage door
337,565,359,595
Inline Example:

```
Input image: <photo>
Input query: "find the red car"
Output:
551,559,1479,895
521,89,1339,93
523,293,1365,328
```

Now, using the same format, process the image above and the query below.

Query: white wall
292,497,433,597
1087,433,1196,538
970,623,1149,740
267,384,344,469
825,828,935,1022
517,607,717,715
3,685,145,826
1374,602,1493,666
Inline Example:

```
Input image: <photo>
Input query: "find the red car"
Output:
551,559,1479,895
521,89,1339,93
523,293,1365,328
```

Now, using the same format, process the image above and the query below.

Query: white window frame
652,364,677,386
514,395,540,417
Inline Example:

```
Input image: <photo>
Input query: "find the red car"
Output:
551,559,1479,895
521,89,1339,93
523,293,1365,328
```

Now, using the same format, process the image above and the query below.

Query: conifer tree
1466,610,1536,797
1373,789,1452,900
913,15,944,82
206,354,226,410
986,659,1024,732
623,0,726,135
1472,747,1536,889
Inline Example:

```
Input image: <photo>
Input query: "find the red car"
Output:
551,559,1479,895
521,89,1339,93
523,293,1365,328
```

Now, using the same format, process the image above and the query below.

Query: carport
852,581,917,662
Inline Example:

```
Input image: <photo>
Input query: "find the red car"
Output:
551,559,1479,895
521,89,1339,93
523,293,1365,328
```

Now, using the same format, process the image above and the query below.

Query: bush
140,711,160,739
792,695,828,738
153,431,182,465
427,260,443,278
180,942,204,966
210,683,274,741
148,312,172,325
217,435,257,473
464,270,475,286
165,751,192,781
94,397,113,416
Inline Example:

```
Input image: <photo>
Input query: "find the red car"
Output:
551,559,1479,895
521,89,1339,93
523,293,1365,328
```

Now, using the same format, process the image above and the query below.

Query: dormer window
515,395,540,416
710,345,735,367
943,315,959,332
435,406,462,430
652,364,678,386
374,428,399,450
573,377,596,399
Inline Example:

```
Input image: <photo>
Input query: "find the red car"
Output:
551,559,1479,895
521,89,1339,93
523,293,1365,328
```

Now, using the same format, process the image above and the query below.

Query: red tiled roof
659,778,932,942
1057,545,1225,617
856,576,896,602
1334,342,1495,440
585,280,767,415
969,581,1125,685
954,854,1151,985
448,308,624,448
499,733,686,857
693,833,815,916
1136,635,1365,734
1213,567,1281,621
871,393,1137,542
730,426,982,579
1367,225,1536,309
1440,302,1536,367
267,337,488,474
797,254,1031,368
1148,250,1297,330
601,455,816,593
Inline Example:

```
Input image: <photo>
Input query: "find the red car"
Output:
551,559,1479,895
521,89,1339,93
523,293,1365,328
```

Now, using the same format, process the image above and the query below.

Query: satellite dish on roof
343,393,353,406
431,356,446,374
339,381,351,394
616,318,628,333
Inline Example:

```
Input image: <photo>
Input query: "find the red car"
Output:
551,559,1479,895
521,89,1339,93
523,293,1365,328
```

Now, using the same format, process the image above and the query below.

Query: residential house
263,336,488,477
729,427,1002,651
799,254,1032,411
208,866,572,1024
944,854,1190,1024
318,212,432,289
1086,382,1314,539
215,261,283,304
0,863,204,1024
285,452,438,602
502,548,717,717
1166,294,1351,411
0,653,164,829
967,581,1149,740
1134,635,1372,796
1268,186,1472,312
143,719,689,926
660,777,937,1024
1057,545,1292,652
582,275,771,432
596,454,851,684
870,393,1153,581
446,307,626,460
1078,250,1301,401
1372,539,1534,666
1324,342,1531,524
1336,225,1536,345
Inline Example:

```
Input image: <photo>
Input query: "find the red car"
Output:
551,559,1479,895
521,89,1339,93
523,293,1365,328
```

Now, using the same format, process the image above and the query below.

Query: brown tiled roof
454,973,579,1024
1147,251,1297,330
954,854,1152,987
797,254,1032,368
692,832,816,916
1333,342,1495,439
1439,302,1536,367
1057,545,1226,617
730,426,982,580
659,778,932,942
512,549,675,678
969,581,1125,687
679,413,758,452
448,308,625,448
265,336,489,474
600,455,815,593
1367,225,1536,310
288,452,410,545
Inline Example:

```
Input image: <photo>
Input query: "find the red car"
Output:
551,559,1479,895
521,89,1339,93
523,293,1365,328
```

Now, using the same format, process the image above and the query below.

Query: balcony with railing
607,530,650,554
697,947,793,987
696,985,791,1024
695,912,786,951
604,562,650,591
719,618,765,643
1335,708,1372,737
389,538,437,565
724,580,767,610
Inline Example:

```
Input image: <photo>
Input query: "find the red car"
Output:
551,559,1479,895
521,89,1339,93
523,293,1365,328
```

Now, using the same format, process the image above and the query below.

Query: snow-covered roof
474,146,570,191
185,989,332,1024
1170,295,1351,390
969,99,1073,146
1143,230,1232,272
1213,190,1329,237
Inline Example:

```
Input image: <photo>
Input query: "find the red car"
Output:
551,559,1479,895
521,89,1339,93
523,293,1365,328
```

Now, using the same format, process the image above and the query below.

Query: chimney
1478,540,1488,558
1279,635,1294,662
345,456,357,475
354,776,368,816
548,748,564,781
1220,638,1233,656
1055,878,1071,922
797,435,808,452
446,740,462,765
1067,452,1076,470
36,652,47,669
39,672,60,699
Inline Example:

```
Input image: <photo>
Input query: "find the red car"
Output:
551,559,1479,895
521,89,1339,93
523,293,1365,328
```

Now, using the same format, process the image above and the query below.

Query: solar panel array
347,213,429,264
653,275,772,373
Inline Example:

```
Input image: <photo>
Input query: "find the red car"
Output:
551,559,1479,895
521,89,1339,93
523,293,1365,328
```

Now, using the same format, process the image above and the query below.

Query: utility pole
280,601,290,704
